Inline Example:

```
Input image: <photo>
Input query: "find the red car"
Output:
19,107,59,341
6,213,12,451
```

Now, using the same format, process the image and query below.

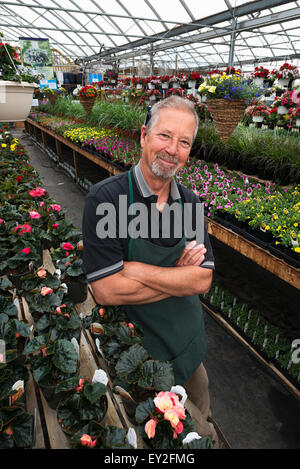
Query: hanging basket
207,99,247,144
48,94,58,107
79,96,96,114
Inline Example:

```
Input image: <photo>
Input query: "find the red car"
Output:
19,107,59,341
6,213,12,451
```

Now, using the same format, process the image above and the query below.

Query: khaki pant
183,363,220,448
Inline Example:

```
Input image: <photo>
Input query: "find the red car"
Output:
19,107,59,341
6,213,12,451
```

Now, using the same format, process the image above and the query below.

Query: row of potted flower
27,113,300,257
1,126,212,449
201,280,300,386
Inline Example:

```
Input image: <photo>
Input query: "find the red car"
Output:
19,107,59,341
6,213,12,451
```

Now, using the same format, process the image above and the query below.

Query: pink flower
29,211,41,219
21,247,31,254
40,201,45,207
29,187,46,197
40,287,53,296
76,378,86,391
50,204,61,212
56,304,66,314
37,268,47,278
145,418,158,439
4,427,13,436
154,391,179,414
80,434,97,448
62,242,74,251
14,224,32,235
52,223,59,229
41,347,48,357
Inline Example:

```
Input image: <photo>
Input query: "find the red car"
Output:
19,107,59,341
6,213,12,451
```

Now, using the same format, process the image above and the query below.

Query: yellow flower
273,214,278,220
294,223,298,227
265,225,270,231
208,86,216,93
1,144,7,148
294,247,300,253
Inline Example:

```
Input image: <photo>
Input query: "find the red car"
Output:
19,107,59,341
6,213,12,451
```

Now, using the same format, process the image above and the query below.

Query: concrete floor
16,129,300,449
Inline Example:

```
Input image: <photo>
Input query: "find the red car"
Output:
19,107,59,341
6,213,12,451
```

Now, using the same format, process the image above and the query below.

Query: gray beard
151,155,179,179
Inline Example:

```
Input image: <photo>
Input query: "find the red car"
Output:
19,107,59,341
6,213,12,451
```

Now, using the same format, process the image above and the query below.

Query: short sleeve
82,193,124,283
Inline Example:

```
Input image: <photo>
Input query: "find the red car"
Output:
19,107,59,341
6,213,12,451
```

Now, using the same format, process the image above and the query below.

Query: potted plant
0,33,40,122
186,72,202,88
0,313,31,366
273,90,297,114
114,344,175,423
197,73,263,143
159,75,173,89
0,405,34,448
54,245,88,304
134,389,215,449
70,422,136,449
271,63,300,87
57,373,108,436
78,85,98,114
24,335,80,409
245,102,271,123
250,66,270,86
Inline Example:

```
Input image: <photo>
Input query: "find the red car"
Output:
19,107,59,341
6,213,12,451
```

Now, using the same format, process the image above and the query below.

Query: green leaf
116,325,140,345
13,319,31,337
137,360,154,389
115,344,149,377
32,357,52,383
83,382,107,403
182,436,215,449
56,376,79,392
35,314,52,331
153,361,175,391
4,303,17,317
135,397,155,423
22,334,48,355
52,339,78,374
0,277,12,290
11,413,34,448
103,426,129,448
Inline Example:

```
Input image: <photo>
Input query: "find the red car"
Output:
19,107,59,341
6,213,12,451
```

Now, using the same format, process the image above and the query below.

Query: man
82,96,221,446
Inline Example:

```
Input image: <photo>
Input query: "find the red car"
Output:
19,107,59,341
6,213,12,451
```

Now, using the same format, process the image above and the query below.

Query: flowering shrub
166,87,183,97
273,91,297,109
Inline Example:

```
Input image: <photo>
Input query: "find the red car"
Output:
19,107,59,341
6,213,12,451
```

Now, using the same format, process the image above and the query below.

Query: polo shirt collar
133,162,181,201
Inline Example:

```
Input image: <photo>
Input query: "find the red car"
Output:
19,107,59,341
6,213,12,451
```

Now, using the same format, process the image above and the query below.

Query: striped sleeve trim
86,260,124,282
201,260,215,269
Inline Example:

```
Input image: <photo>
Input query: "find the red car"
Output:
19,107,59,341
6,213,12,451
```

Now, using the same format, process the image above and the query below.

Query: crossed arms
91,241,213,306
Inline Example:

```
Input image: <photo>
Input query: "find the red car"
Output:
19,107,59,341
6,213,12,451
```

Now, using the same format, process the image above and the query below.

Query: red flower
21,247,31,254
62,242,74,251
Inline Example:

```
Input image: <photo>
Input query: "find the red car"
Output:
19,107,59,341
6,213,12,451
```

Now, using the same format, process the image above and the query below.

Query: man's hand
174,240,207,267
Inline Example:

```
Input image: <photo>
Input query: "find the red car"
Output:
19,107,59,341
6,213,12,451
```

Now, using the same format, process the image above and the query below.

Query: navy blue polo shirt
82,162,215,283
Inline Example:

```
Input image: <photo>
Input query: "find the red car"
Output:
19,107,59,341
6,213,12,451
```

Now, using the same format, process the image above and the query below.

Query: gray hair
145,95,199,141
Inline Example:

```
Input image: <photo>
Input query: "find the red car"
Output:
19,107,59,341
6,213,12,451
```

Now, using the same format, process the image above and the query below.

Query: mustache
155,154,179,165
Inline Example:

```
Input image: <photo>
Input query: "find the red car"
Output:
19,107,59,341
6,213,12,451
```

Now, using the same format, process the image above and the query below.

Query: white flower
182,432,202,445
208,86,216,93
126,428,137,449
71,337,80,359
95,338,104,358
92,369,108,386
55,268,61,279
60,283,68,293
12,380,24,392
170,385,187,406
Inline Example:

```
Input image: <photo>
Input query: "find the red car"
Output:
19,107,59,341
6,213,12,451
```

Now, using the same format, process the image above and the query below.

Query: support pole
228,17,237,70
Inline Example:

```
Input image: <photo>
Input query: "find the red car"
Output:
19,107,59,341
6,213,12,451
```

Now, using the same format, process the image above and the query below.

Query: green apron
125,171,206,385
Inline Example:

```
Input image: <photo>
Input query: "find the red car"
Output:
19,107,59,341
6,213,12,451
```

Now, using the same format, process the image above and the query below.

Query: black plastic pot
8,271,28,290
38,380,71,410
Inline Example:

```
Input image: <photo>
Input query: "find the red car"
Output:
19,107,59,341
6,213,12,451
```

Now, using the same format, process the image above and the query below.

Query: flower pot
252,115,264,123
0,81,38,122
161,83,169,89
207,99,247,144
136,84,143,89
149,95,156,101
277,105,289,115
148,83,155,90
253,77,264,86
296,119,300,127
38,381,71,410
8,270,28,290
188,80,196,88
66,279,88,304
170,82,180,89
277,78,289,87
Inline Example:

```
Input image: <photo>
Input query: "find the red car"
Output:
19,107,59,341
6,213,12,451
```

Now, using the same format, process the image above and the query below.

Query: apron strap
127,170,184,260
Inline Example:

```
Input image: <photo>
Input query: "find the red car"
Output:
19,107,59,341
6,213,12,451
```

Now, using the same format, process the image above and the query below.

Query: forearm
91,272,170,306
123,262,212,297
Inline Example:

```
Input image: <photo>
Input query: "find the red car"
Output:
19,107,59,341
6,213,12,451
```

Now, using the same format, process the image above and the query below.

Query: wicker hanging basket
207,99,246,143
48,94,58,107
79,96,96,114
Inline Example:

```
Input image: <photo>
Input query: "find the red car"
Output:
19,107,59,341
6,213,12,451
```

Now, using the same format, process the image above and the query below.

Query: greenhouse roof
0,0,299,72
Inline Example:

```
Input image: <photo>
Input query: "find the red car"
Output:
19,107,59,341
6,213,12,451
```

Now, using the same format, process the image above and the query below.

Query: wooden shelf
206,217,300,290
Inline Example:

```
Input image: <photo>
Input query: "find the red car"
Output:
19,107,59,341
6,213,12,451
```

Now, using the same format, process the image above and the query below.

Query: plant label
0,339,6,364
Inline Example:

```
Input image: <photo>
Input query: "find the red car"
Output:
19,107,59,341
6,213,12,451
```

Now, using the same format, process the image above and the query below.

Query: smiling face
140,107,196,181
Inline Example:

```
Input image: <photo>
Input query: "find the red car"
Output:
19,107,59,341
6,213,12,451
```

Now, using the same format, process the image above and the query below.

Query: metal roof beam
81,0,295,61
